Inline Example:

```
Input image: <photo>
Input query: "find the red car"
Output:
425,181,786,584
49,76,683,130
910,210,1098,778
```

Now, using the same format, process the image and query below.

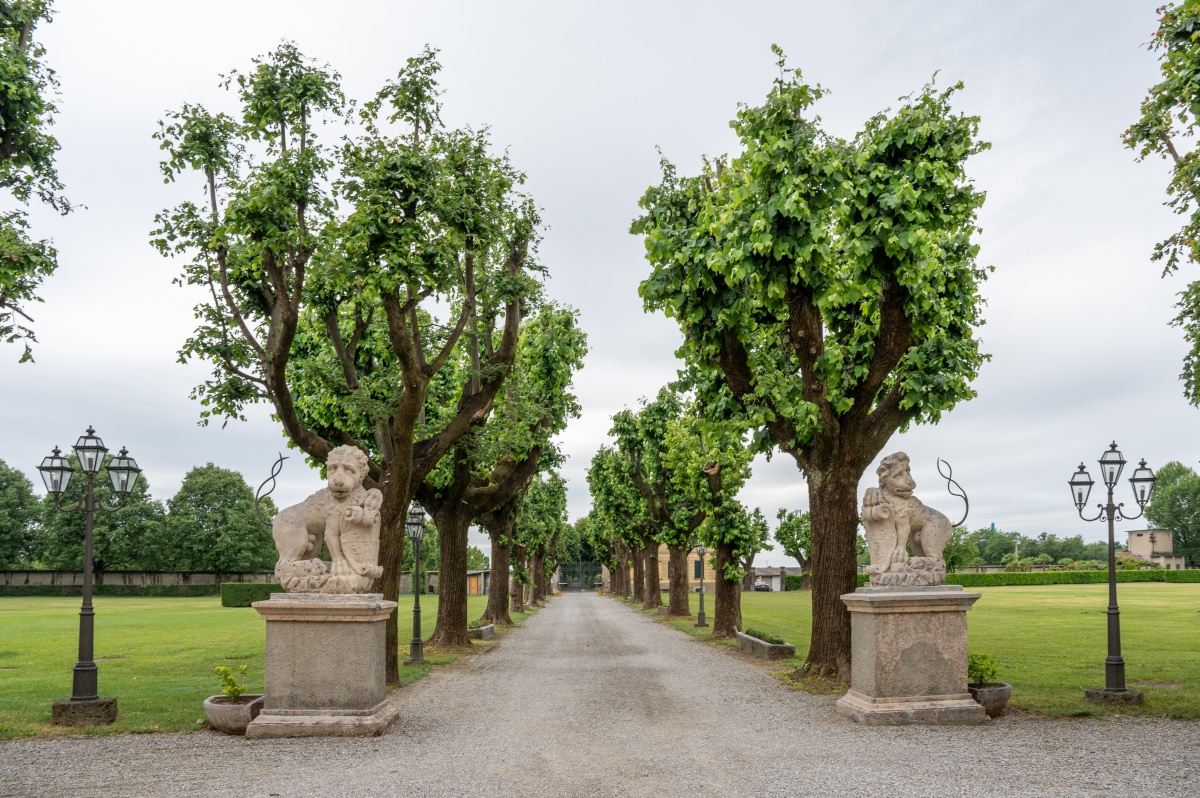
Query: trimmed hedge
0,584,218,597
947,569,1200,587
220,582,283,607
785,574,804,591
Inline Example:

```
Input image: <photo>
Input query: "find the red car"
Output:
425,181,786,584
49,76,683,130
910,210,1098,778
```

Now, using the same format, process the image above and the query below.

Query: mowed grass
656,583,1200,719
0,594,527,738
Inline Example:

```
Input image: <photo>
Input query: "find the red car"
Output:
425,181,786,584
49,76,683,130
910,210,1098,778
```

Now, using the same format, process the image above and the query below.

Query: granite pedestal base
836,585,988,726
51,697,117,727
246,593,398,739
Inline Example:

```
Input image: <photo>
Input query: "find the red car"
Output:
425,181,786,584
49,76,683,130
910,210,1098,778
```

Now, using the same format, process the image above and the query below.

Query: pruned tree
0,0,72,361
153,44,539,681
634,49,989,674
1144,460,1200,566
1127,2,1200,403
662,407,752,637
586,446,646,601
610,384,706,616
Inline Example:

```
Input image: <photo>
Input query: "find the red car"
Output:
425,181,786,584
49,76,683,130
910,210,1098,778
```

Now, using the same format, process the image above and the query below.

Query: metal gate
558,561,603,592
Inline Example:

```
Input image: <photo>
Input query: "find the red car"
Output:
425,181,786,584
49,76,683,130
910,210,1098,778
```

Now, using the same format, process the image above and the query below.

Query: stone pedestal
836,585,988,726
51,697,117,727
246,593,398,739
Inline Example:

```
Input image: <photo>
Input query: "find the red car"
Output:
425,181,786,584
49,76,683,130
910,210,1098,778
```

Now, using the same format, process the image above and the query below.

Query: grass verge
648,583,1200,719
0,594,533,738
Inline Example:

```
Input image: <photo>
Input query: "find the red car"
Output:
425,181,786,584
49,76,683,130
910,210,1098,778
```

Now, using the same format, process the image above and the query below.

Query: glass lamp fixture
1128,460,1156,509
1068,463,1094,510
37,446,73,498
1098,442,1126,489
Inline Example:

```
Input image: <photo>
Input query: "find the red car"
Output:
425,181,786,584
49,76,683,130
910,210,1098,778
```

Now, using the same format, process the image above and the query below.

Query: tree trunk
630,543,645,604
666,543,690,615
481,526,513,626
529,549,545,606
804,464,861,680
510,542,526,614
427,498,472,647
376,464,408,683
711,539,741,638
642,539,661,610
742,553,756,591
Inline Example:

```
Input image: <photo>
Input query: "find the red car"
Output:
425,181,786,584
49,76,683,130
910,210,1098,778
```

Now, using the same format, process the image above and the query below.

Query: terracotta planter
968,682,1012,718
203,694,264,735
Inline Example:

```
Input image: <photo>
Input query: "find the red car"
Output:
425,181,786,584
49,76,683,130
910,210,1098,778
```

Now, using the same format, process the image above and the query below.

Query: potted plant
203,664,264,735
967,653,1012,718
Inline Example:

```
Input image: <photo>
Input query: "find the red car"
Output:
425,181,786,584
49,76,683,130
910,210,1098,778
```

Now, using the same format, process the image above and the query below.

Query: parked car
753,581,771,591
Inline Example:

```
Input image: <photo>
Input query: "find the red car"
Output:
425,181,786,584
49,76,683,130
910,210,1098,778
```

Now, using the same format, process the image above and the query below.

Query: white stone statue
271,445,385,594
861,452,954,587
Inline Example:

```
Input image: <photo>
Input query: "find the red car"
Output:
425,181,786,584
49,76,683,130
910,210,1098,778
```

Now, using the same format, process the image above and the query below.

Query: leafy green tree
0,0,72,362
739,507,771,590
513,469,567,607
634,50,989,673
610,384,707,614
0,457,39,566
466,546,488,572
1145,460,1200,565
586,446,647,600
151,464,276,574
1127,2,1200,402
34,459,165,572
661,407,753,637
773,509,811,572
941,526,979,573
153,45,538,680
417,304,585,641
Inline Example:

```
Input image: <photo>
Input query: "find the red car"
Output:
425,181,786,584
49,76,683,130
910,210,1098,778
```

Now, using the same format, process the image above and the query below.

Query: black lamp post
1069,441,1155,705
691,539,708,628
405,503,427,666
38,427,140,725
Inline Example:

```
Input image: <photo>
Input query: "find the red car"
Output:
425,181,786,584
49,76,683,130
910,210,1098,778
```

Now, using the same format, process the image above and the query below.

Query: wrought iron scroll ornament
937,458,969,528
254,453,288,526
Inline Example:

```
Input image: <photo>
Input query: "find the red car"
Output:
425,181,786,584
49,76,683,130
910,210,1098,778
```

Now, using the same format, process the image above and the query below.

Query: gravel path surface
3,593,1199,797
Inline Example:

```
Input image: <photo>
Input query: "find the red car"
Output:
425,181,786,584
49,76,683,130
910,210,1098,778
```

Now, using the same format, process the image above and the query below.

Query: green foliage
515,470,568,571
213,664,249,698
967,653,1001,687
941,526,979,573
784,574,804,590
466,546,489,571
0,0,72,362
219,581,281,607
0,457,39,567
1126,2,1200,402
1145,460,1200,566
741,627,785,645
31,457,165,572
151,464,276,573
773,509,811,569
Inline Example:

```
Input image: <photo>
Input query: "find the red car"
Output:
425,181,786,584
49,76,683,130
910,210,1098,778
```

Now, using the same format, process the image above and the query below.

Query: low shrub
741,627,785,645
468,619,490,629
220,582,282,607
785,574,805,591
967,653,1002,686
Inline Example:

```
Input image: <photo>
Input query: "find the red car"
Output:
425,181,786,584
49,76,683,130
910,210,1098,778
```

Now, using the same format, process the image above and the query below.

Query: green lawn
0,594,529,738
656,583,1200,719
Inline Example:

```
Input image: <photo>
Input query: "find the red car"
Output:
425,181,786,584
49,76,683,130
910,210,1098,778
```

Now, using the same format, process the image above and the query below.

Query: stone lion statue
272,445,385,594
861,452,953,587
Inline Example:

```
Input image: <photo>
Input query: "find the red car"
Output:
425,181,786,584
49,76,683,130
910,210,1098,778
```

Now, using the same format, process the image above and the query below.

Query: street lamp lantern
38,446,73,498
106,448,142,497
37,427,140,727
1129,460,1156,509
1068,440,1154,706
691,539,708,629
1098,442,1125,489
405,502,427,666
73,426,107,475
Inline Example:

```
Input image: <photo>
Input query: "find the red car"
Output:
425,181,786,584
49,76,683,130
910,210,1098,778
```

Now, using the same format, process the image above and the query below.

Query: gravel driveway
2,593,1198,797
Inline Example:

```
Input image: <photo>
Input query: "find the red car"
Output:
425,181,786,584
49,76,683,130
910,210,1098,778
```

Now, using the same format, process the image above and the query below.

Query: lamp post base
52,697,117,727
1085,687,1144,705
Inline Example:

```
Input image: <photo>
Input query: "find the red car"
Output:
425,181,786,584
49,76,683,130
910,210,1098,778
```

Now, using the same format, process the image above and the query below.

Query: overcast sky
0,1,1191,566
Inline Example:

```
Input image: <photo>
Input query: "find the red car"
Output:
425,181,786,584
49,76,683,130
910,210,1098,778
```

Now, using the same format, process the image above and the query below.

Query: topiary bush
220,582,282,607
